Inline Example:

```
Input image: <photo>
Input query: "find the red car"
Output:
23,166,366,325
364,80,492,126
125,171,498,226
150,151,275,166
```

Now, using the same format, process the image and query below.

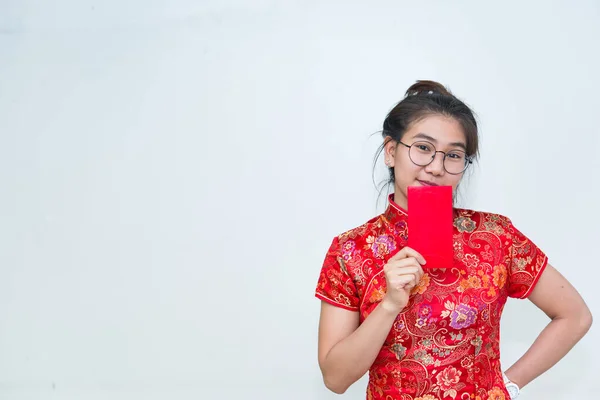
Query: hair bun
405,80,452,97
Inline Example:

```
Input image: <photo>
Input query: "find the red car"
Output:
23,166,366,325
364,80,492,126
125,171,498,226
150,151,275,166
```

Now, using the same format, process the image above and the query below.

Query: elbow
323,376,348,394
579,308,593,335
325,382,348,395
561,306,594,336
322,371,350,394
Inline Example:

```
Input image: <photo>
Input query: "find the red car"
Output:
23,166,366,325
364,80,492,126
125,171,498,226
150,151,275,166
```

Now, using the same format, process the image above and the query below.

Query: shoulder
454,207,510,221
328,213,389,250
335,213,386,240
453,208,514,234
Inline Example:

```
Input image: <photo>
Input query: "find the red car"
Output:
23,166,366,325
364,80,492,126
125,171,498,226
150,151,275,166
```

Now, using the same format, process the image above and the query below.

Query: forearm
505,312,592,388
321,301,399,393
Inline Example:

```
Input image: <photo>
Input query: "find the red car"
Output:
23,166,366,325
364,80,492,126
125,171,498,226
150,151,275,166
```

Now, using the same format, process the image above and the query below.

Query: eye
446,152,465,161
416,144,433,152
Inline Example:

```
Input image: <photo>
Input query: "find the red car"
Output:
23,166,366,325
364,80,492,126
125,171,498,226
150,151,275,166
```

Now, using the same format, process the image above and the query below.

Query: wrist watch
503,372,520,399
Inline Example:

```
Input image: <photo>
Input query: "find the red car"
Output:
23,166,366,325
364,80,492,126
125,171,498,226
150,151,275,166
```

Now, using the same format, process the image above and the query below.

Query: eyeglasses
398,140,472,175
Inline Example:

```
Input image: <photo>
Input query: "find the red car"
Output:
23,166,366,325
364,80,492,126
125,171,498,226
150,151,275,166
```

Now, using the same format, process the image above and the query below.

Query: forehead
405,115,466,148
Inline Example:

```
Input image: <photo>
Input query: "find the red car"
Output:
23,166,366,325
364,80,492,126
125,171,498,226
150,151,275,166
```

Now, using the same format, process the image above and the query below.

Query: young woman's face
384,114,468,209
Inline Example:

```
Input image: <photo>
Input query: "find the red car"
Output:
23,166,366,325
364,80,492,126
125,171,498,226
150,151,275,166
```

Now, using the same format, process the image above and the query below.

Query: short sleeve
506,219,549,299
315,236,359,311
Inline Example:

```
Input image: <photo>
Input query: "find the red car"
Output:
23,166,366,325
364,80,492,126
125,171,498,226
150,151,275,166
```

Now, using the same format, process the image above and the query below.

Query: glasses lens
444,150,468,174
409,141,435,166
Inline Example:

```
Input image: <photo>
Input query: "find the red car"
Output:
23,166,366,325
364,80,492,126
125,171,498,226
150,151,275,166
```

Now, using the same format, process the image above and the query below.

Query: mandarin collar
383,193,408,225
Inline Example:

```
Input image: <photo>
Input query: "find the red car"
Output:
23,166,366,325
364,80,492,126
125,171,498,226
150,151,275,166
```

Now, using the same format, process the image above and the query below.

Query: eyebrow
412,132,467,151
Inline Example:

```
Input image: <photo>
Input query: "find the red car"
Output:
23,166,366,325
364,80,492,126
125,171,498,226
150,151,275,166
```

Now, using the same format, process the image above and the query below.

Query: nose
424,151,445,176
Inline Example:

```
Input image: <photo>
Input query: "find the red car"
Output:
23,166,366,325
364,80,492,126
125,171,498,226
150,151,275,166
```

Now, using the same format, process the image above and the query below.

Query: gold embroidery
316,198,547,399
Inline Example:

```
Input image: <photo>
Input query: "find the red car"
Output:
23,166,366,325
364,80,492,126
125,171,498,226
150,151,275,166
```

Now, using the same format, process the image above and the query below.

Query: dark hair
373,80,479,195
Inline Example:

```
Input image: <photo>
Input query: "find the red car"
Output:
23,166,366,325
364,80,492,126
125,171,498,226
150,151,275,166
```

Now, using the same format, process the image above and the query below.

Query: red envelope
407,185,454,269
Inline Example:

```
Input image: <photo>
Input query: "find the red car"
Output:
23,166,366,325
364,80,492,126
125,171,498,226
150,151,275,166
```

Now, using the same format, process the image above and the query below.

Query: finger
390,274,417,289
395,247,426,265
387,257,422,271
414,264,425,283
388,265,421,276
403,247,427,265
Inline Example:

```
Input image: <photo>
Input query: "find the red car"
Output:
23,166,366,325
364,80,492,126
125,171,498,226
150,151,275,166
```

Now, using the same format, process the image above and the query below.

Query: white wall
1,1,598,399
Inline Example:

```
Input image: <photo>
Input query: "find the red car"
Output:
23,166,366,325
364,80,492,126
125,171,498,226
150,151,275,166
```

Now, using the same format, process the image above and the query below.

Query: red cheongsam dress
315,194,548,400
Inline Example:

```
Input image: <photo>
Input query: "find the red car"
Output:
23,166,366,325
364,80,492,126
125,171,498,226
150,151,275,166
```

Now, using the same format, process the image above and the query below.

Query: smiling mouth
418,180,439,186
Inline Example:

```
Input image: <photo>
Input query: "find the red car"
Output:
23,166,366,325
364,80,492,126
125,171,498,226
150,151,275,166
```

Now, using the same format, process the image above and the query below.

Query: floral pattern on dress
315,194,548,400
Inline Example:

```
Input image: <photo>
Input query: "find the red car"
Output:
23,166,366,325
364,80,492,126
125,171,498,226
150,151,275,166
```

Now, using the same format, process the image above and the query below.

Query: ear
383,137,397,167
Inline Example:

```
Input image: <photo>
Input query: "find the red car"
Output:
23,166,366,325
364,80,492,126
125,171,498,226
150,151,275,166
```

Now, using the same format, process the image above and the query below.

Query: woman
314,80,593,400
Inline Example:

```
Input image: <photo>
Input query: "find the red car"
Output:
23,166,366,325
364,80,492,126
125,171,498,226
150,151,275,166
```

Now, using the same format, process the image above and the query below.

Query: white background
1,1,599,399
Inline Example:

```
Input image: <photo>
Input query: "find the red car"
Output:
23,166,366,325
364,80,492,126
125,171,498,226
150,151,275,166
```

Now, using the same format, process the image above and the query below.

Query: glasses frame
398,140,473,175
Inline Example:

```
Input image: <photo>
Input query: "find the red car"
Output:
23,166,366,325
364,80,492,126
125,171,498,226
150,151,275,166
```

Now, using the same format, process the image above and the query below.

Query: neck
393,189,408,210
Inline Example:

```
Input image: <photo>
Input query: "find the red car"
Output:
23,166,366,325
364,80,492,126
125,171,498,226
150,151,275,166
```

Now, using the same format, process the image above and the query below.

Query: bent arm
504,264,593,388
317,300,398,394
